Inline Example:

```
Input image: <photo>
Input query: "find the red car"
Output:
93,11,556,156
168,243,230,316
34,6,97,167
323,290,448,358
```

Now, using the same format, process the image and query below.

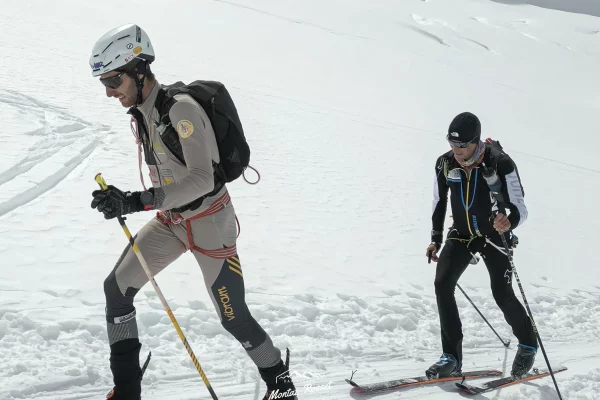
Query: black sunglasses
447,134,479,148
100,71,126,89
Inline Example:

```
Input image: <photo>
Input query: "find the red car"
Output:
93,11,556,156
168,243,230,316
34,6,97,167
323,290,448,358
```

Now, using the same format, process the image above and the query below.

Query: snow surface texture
1,0,599,399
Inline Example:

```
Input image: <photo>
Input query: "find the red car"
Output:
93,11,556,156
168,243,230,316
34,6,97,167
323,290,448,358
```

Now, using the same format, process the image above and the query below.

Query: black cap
447,112,481,143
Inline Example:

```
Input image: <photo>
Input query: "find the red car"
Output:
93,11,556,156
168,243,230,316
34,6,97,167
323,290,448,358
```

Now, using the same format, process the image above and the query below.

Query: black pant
434,233,537,366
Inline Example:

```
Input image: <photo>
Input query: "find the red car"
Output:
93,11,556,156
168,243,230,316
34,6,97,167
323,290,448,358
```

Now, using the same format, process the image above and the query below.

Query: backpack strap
441,150,453,180
152,86,225,214
154,87,186,165
482,141,502,172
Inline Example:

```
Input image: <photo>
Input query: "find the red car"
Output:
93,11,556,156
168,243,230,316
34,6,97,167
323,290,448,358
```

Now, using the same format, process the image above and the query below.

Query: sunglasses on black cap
99,70,126,89
446,134,479,148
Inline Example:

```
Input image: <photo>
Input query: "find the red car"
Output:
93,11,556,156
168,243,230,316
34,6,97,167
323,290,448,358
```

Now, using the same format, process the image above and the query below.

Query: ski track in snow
407,25,451,47
410,14,496,53
212,0,375,41
413,12,575,57
0,90,111,218
470,15,575,52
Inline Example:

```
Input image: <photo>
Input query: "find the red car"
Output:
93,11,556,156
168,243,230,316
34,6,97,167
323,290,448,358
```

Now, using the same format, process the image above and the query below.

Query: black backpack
154,80,250,184
484,137,505,156
483,137,524,196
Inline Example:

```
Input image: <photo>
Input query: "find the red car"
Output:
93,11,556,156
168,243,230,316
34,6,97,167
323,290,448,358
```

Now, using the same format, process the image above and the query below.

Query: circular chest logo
176,120,194,138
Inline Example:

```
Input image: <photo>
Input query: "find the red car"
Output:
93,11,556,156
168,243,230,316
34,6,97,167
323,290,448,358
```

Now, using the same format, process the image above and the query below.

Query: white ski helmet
89,24,155,77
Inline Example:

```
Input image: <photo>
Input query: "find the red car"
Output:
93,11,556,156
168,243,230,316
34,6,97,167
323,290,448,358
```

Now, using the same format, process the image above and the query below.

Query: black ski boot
511,344,537,378
258,348,298,400
425,353,461,379
105,339,151,399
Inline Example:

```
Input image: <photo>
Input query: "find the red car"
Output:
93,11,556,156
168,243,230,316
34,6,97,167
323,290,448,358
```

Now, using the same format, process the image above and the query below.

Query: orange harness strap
156,191,239,259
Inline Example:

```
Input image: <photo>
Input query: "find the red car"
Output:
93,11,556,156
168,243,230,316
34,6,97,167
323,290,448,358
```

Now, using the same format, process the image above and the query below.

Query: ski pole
429,250,510,347
481,164,563,400
497,231,562,398
94,173,219,400
456,284,511,347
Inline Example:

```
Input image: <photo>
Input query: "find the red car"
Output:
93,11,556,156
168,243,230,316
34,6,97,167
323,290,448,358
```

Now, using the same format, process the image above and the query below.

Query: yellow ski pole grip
95,173,109,190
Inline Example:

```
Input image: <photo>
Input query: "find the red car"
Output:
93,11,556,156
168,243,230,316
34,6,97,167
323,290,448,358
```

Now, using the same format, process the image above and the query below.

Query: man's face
100,70,137,108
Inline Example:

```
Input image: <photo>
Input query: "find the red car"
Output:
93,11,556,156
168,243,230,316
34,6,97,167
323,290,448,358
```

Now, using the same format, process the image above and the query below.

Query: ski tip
456,364,569,395
529,365,568,375
543,365,568,373
345,379,360,389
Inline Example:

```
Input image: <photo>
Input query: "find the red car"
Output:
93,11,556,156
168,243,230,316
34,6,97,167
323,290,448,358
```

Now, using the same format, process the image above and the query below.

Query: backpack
484,137,505,157
153,80,250,184
483,138,522,192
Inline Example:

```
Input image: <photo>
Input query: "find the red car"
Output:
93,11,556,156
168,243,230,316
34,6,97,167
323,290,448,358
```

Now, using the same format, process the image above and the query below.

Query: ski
455,365,568,394
346,369,502,393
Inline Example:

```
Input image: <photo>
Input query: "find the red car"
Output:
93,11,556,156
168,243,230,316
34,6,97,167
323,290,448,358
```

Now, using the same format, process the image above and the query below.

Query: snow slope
1,0,599,399
490,0,600,18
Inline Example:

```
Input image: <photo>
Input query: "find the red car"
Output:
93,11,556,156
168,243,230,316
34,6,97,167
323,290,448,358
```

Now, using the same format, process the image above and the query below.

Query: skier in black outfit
425,112,538,379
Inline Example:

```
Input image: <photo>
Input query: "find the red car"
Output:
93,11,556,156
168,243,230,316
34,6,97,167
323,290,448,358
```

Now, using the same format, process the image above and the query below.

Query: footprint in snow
294,293,317,304
534,295,555,304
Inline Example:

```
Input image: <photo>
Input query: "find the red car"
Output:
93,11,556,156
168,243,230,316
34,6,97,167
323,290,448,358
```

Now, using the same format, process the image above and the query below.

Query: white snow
1,0,599,399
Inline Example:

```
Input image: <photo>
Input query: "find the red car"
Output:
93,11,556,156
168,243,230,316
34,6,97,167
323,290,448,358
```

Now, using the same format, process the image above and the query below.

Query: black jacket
431,144,527,244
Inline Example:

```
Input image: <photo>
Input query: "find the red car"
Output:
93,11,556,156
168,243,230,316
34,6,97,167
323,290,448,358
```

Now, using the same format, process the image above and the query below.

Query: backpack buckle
156,122,170,136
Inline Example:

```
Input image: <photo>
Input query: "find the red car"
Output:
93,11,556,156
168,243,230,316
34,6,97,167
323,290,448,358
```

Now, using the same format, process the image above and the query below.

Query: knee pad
104,270,139,319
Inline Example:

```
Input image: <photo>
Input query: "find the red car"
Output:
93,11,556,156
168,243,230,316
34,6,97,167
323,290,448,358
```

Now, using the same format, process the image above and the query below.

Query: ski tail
347,369,502,393
456,365,568,395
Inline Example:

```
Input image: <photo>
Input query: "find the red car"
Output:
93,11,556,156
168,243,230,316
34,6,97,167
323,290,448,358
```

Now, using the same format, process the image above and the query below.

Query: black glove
91,185,153,220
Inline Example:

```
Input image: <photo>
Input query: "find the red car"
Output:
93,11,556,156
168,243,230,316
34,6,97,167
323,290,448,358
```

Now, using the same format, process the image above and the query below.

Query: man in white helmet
89,24,298,400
